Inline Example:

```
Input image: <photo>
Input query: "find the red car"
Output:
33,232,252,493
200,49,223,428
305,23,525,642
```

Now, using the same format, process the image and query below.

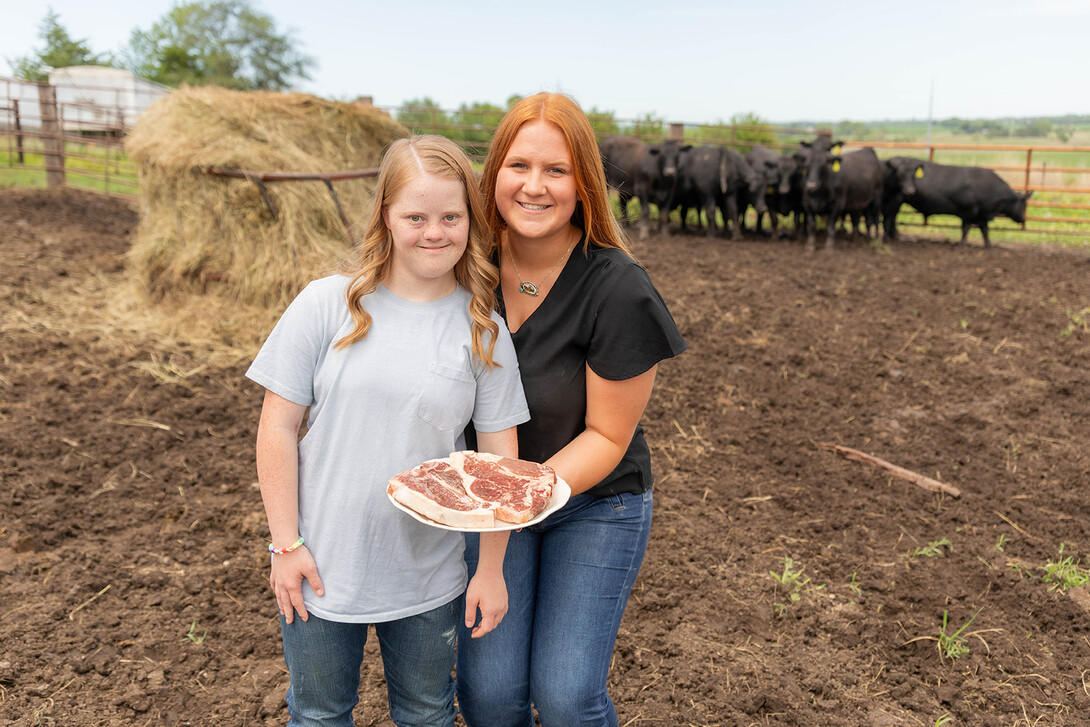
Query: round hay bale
125,86,409,310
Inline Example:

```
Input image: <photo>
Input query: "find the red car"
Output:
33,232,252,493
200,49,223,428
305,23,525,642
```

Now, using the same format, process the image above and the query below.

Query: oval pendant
518,281,539,296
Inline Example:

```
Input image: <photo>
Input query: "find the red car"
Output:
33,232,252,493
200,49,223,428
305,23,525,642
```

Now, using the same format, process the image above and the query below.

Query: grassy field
0,135,138,197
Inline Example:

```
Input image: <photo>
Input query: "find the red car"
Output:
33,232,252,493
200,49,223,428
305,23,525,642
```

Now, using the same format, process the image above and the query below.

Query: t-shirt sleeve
470,313,530,433
588,258,688,381
245,279,341,406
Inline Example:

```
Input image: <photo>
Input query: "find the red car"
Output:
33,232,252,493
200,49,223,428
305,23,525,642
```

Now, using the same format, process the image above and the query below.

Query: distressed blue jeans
457,488,653,727
279,598,459,727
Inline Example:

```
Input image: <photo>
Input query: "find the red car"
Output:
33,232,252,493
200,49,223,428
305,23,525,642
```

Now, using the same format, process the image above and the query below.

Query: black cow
673,144,726,237
725,149,764,240
881,156,926,240
898,161,1033,247
746,145,799,237
671,145,762,240
800,142,884,251
599,135,687,238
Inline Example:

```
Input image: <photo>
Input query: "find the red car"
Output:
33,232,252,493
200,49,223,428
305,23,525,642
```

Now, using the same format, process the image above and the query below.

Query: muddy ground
1,187,1089,726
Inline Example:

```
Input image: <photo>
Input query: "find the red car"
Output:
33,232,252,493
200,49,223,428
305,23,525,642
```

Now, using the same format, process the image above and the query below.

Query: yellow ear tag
915,166,924,178
832,160,841,172
767,186,775,195
832,144,841,155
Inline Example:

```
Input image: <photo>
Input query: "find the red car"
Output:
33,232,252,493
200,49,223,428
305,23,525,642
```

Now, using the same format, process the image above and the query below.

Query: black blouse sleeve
587,253,688,381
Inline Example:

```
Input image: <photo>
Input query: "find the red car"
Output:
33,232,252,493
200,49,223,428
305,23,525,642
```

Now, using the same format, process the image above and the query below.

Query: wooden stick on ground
819,443,962,498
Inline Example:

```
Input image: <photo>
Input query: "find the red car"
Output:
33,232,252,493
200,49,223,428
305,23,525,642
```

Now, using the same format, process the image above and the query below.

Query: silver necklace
507,229,579,297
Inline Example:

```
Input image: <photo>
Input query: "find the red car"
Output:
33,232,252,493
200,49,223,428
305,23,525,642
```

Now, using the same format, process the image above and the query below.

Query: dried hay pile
125,86,408,320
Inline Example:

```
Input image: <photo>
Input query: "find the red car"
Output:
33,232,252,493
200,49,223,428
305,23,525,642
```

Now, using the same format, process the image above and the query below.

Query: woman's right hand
269,546,324,624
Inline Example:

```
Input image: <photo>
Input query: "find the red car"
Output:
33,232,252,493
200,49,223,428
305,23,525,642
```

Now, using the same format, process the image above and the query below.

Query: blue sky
2,0,1088,125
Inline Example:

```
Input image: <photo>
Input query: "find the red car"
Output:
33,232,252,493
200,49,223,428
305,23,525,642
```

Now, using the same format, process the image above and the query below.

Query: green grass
1,135,138,197
1039,544,1090,591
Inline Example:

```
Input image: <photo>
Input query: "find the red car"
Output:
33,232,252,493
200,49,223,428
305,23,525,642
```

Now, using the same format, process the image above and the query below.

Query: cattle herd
599,134,1034,249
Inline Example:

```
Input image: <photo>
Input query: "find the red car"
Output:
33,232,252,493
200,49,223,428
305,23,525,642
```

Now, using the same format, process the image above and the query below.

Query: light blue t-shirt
246,275,529,622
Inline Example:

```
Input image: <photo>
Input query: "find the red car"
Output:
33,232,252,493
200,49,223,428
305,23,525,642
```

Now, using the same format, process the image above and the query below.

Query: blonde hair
482,92,632,258
335,135,500,367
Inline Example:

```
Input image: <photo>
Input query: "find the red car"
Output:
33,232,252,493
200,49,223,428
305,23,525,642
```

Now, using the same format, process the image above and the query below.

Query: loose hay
125,86,408,314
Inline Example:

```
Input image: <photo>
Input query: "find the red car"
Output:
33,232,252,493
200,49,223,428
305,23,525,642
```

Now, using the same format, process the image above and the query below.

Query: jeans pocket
418,363,475,431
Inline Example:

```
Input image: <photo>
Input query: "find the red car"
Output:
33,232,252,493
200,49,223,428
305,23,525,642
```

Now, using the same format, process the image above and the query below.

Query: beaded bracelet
268,536,304,555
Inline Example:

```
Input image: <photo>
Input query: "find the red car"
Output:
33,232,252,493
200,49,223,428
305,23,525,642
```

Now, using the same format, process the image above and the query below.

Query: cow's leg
726,197,740,240
805,211,817,252
959,220,971,245
826,205,841,251
705,199,719,238
980,222,991,248
883,202,899,240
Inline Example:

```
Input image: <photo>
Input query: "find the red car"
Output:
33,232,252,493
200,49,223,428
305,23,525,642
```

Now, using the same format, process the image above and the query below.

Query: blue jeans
279,599,459,727
457,488,653,727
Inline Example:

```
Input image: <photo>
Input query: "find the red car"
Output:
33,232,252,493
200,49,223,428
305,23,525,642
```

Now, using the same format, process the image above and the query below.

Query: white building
47,66,170,133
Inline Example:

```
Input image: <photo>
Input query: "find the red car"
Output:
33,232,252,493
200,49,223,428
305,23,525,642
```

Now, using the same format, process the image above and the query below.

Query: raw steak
448,451,556,524
387,458,496,529
388,452,557,527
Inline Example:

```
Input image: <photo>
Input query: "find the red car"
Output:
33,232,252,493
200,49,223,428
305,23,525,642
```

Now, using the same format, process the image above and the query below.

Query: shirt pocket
418,363,476,431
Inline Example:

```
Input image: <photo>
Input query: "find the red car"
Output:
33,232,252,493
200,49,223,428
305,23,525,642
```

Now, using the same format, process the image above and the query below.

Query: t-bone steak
387,458,496,529
387,451,556,528
448,451,556,524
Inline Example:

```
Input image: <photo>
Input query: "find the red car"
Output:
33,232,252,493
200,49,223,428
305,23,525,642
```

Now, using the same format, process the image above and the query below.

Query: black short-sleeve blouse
495,235,687,497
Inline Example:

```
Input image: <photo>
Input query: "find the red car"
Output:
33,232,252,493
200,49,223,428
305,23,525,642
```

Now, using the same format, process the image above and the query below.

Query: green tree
397,97,450,135
452,101,504,145
834,120,868,141
626,112,665,142
728,112,776,154
124,0,312,90
9,9,114,81
586,106,620,137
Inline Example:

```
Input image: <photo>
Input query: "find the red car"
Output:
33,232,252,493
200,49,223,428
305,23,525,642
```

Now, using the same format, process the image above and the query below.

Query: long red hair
481,92,631,258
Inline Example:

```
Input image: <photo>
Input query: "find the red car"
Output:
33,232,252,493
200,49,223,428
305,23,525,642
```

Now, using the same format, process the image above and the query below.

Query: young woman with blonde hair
249,134,528,727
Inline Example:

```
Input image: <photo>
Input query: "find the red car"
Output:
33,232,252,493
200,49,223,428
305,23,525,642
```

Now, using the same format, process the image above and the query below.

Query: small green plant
937,610,972,658
905,606,993,662
1060,307,1089,338
848,571,863,596
769,556,823,615
184,621,208,644
995,534,1008,552
912,537,952,558
934,714,953,727
1039,543,1090,591
936,607,982,661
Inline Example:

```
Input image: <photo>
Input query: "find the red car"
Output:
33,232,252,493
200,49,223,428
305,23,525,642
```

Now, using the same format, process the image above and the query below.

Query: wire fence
3,80,1088,243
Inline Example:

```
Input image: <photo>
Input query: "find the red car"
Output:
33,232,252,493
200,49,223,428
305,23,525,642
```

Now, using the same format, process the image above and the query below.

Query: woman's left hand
467,435,516,638
465,561,508,638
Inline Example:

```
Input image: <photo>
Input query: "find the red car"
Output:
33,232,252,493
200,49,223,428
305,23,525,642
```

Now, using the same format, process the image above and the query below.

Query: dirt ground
1,187,1089,727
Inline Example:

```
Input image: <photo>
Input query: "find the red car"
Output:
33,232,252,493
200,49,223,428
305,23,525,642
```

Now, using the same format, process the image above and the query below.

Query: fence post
13,98,24,164
669,123,684,141
1023,148,1032,229
37,83,65,188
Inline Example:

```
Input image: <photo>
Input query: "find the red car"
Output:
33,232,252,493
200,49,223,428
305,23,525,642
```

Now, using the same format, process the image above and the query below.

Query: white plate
388,478,571,532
